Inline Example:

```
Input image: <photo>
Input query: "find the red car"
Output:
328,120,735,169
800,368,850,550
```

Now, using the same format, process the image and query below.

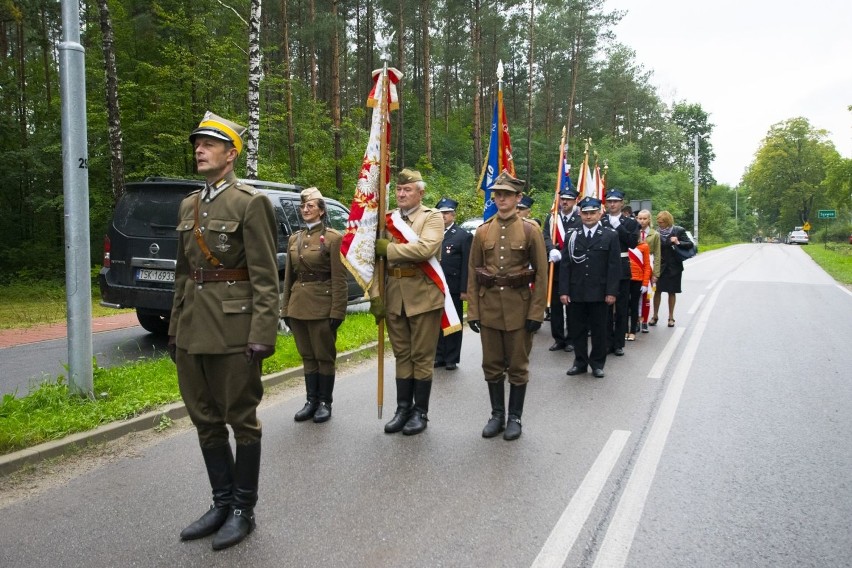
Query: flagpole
547,126,567,307
376,63,389,419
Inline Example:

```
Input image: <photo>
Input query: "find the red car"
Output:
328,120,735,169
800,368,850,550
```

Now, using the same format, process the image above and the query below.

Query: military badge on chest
445,244,454,256
216,233,231,252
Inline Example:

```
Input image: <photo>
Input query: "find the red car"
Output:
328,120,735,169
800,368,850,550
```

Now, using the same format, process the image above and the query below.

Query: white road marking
592,280,727,568
647,327,685,380
705,279,718,290
530,430,632,568
687,294,705,314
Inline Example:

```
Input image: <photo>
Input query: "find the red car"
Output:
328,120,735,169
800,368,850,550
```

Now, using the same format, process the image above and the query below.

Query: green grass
0,280,131,330
801,243,852,285
0,312,382,454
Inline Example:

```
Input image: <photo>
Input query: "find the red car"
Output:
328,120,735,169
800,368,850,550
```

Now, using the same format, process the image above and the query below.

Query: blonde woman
652,211,693,327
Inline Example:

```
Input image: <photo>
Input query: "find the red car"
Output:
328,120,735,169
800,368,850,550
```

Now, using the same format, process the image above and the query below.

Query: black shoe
211,508,255,550
564,344,574,352
402,411,428,435
613,347,625,356
548,341,567,351
385,379,415,433
294,401,318,422
181,444,234,540
482,381,505,438
313,402,332,423
434,360,445,368
592,368,605,378
566,365,587,376
446,363,457,371
503,416,522,440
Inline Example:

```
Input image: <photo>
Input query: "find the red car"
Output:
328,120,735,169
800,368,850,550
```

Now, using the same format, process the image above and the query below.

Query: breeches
290,317,338,375
176,349,263,447
386,308,443,379
480,326,533,385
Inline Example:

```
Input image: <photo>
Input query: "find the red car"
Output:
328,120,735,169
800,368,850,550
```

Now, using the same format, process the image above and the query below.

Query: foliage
802,243,852,285
0,280,130,329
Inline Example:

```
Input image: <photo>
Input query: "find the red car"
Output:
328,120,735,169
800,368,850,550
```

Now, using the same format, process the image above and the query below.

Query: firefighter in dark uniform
281,187,348,423
467,171,548,441
600,189,639,356
168,112,279,550
559,197,621,378
433,197,472,371
542,187,581,352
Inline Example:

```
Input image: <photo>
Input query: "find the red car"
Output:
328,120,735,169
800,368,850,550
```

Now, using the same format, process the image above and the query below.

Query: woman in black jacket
650,210,693,327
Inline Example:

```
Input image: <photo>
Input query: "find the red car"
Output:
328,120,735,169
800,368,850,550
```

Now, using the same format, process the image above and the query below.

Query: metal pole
59,0,93,397
693,134,699,244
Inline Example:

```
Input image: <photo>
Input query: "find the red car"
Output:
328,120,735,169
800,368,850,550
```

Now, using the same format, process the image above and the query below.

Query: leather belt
620,252,629,257
389,267,419,278
192,267,250,283
298,272,331,282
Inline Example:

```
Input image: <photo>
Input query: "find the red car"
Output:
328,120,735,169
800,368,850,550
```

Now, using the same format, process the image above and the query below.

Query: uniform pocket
221,297,252,347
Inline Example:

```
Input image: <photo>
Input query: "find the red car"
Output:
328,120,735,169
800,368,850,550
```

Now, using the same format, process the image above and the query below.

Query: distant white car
460,217,484,234
787,230,809,245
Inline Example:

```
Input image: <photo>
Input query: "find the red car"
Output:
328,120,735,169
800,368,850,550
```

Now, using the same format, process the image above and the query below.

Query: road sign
803,222,812,231
817,210,836,219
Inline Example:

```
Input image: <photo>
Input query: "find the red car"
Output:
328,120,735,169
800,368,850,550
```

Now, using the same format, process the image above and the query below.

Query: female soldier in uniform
282,187,348,423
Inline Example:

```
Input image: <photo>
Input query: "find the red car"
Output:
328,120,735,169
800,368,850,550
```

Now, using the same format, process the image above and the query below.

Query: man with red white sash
370,168,459,436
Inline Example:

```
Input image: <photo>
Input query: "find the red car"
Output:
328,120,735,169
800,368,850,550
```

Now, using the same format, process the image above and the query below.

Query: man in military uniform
370,168,445,436
434,197,472,371
542,187,581,352
168,112,279,550
600,189,639,356
467,171,548,441
559,197,621,378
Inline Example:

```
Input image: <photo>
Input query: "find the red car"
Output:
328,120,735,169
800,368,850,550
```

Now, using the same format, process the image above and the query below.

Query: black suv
98,177,363,335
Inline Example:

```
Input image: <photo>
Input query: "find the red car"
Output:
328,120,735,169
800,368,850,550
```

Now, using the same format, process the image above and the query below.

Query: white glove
608,214,621,228
549,249,562,262
640,285,648,293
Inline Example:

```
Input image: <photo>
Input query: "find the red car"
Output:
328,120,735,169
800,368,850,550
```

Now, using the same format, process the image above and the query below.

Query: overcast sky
605,0,852,186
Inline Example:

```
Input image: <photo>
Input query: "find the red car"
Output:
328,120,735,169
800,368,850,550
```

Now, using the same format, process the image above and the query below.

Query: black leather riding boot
481,381,506,438
313,374,335,423
384,378,415,433
294,373,320,421
503,383,527,441
403,380,432,436
180,444,234,540
212,441,260,550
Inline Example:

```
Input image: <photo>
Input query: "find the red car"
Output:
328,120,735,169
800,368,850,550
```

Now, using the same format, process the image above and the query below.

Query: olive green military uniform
282,215,347,422
467,214,548,385
169,170,279,448
466,170,547,441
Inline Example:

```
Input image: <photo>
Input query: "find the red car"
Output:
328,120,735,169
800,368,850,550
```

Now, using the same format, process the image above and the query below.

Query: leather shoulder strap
194,193,222,267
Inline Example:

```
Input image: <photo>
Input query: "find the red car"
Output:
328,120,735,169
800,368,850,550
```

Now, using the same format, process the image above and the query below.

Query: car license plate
136,268,175,282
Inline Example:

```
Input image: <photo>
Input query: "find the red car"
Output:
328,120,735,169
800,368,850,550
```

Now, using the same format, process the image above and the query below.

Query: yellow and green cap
189,111,247,154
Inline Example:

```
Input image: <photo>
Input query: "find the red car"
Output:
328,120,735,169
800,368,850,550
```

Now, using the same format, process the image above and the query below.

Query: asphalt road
1,244,851,567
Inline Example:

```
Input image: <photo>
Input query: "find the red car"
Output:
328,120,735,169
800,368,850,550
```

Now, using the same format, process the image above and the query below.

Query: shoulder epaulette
235,181,260,195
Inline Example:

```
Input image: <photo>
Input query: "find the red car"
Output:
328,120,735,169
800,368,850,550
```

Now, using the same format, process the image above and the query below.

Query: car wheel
136,310,170,336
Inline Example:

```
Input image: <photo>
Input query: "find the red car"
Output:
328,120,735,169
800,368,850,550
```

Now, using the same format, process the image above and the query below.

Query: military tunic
467,214,548,385
370,204,445,380
281,223,347,376
169,171,279,447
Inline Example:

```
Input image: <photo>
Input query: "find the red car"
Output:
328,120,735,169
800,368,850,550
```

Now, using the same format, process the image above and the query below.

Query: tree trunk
471,0,482,178
421,0,431,164
331,0,343,192
97,0,125,199
443,7,450,134
526,0,534,190
396,2,405,169
309,0,318,100
246,0,262,178
281,0,297,178
565,24,582,143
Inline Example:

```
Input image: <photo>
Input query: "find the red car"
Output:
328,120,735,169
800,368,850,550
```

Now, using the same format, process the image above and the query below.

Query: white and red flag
340,67,401,291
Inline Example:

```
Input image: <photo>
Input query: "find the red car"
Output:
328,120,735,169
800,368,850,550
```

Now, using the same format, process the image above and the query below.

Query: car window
326,203,349,231
113,186,193,236
279,198,303,234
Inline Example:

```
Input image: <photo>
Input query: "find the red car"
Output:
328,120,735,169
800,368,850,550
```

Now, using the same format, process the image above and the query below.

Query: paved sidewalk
0,312,140,349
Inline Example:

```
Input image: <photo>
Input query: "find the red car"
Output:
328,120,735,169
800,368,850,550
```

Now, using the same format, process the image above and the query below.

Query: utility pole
59,0,94,397
693,133,699,244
